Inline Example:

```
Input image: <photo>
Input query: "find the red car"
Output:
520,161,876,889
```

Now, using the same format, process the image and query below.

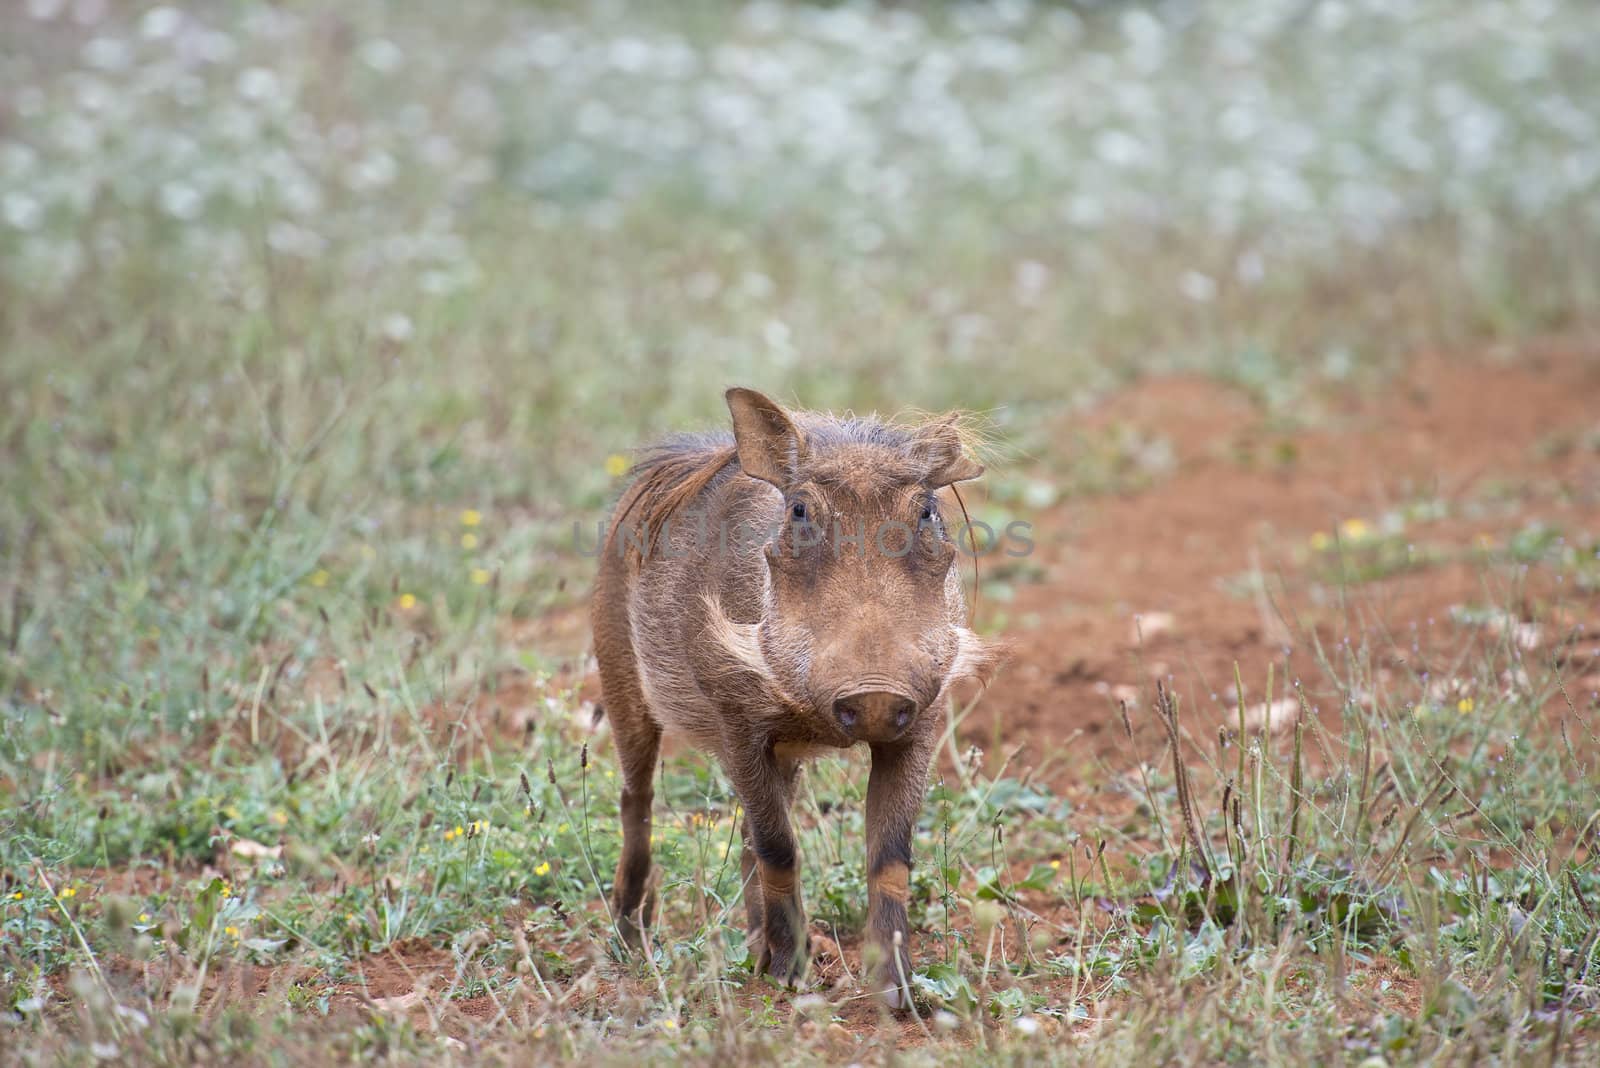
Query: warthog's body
592,389,998,1002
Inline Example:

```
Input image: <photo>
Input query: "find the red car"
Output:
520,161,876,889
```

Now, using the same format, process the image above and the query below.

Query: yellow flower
225,925,239,938
460,532,479,550
1049,859,1061,870
1338,517,1372,541
534,861,551,877
309,569,330,588
1309,531,1331,552
1474,533,1495,550
398,593,417,611
460,509,483,528
662,1019,677,1031
470,568,491,586
10,891,22,900
138,912,150,923
1457,697,1475,714
59,887,76,900
222,804,240,820
270,809,289,827
604,454,630,478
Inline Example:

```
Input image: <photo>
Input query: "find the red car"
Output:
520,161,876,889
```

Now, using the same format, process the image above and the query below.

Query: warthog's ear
726,388,806,488
914,417,985,487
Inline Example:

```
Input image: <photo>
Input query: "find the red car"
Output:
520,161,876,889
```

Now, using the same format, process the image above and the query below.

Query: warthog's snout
832,690,920,743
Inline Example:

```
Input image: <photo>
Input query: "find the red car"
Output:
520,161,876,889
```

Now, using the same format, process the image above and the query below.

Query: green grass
4,0,1600,1063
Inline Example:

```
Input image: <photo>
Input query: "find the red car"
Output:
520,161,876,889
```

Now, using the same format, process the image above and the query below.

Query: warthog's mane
609,416,942,562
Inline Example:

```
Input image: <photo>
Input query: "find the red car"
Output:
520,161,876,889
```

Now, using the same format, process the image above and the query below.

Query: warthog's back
591,431,775,748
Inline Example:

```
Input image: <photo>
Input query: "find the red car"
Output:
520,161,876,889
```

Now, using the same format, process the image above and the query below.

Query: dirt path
974,345,1600,781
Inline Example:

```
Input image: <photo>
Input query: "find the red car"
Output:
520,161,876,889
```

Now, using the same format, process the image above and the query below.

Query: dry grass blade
1155,680,1213,888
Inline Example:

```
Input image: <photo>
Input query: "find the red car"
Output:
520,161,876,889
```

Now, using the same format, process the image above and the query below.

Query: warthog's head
712,388,1001,745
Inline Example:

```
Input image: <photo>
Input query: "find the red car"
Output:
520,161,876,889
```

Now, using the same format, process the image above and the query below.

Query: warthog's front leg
728,745,807,985
866,727,937,1008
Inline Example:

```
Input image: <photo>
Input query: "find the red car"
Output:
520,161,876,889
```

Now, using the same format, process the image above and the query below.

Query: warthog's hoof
754,931,811,987
870,943,917,1013
612,877,658,954
878,978,914,1013
614,914,644,953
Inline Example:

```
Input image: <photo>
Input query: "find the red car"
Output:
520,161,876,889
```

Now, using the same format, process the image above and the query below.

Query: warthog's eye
789,499,808,522
919,496,940,524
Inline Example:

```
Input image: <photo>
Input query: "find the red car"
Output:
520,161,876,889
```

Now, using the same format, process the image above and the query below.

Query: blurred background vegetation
2,1,1599,1060
5,0,1598,677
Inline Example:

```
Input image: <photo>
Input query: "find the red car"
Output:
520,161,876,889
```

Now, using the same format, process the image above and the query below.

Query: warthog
591,388,999,1004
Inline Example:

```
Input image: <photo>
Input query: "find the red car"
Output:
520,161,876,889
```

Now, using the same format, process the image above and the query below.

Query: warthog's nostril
834,692,918,738
834,699,859,731
892,698,915,731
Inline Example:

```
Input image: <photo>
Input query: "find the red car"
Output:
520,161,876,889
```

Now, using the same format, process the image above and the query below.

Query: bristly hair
609,432,739,563
606,410,989,565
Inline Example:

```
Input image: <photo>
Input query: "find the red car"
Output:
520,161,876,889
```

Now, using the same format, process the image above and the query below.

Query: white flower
762,318,792,351
1179,271,1217,303
159,182,203,221
381,314,414,343
82,37,132,71
140,7,182,40
1094,129,1144,167
236,68,282,103
360,39,403,74
195,30,236,65
2,193,43,232
0,143,38,179
266,221,326,258
347,152,397,192
1014,260,1050,304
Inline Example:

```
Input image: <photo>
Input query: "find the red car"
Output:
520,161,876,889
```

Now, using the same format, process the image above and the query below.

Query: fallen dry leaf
370,991,425,1014
1132,612,1176,643
1478,610,1542,651
1243,697,1299,733
230,839,283,860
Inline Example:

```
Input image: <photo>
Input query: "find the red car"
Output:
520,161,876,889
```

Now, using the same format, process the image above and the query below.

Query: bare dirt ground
976,344,1600,783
